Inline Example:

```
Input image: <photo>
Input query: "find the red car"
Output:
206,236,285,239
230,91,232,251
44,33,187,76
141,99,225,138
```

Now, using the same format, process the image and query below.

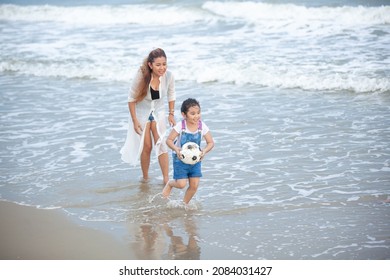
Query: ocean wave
175,63,390,93
0,59,130,81
1,2,389,26
1,2,389,94
203,1,390,26
0,4,210,26
1,58,389,93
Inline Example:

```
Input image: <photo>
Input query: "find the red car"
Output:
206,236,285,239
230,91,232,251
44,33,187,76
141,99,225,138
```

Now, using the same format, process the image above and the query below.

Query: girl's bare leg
183,177,200,204
158,153,169,184
162,179,187,198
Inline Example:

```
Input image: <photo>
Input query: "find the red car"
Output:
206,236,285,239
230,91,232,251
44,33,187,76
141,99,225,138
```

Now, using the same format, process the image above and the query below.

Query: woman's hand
168,114,176,126
133,119,143,135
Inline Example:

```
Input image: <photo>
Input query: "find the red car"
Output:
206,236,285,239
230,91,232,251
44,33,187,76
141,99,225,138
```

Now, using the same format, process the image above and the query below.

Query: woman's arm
129,101,142,135
167,72,176,127
168,100,176,126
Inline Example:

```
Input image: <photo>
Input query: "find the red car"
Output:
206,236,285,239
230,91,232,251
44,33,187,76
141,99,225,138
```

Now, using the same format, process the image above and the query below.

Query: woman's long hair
134,48,167,102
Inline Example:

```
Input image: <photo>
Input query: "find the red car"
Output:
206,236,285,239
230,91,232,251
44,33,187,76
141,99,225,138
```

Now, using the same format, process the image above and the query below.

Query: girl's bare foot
162,181,173,198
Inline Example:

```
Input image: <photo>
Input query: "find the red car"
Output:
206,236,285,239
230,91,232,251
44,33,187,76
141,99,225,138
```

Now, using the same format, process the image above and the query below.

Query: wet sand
0,201,134,260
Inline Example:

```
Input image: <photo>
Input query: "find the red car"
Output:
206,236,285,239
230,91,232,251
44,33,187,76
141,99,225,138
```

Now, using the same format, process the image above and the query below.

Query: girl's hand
199,150,205,161
133,119,143,135
176,148,182,159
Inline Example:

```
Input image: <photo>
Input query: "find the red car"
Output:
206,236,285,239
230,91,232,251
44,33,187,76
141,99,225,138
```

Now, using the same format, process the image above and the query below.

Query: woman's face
149,56,167,77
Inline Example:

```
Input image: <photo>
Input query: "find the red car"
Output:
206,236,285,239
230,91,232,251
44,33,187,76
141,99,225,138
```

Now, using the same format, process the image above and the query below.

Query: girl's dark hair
134,48,167,102
181,98,200,114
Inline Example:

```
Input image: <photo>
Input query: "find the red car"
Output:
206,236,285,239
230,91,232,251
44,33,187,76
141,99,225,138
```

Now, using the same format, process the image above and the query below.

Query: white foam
0,4,209,26
202,2,390,26
70,142,90,163
166,199,199,211
1,3,389,93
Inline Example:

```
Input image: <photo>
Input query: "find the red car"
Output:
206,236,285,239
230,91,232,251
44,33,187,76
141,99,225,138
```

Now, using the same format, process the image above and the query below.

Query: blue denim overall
173,119,202,180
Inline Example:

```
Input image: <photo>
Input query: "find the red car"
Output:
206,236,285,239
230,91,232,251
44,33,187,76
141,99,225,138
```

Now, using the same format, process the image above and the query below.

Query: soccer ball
180,142,202,165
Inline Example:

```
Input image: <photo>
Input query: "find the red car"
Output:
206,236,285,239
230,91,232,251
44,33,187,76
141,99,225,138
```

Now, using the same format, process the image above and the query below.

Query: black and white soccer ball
180,142,202,165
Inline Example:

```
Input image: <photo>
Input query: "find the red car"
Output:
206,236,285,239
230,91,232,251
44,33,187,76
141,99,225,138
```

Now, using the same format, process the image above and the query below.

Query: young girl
120,48,176,184
163,98,214,205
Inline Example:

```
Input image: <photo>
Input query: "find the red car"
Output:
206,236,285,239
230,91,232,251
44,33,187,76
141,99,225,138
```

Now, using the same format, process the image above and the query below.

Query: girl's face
183,105,201,125
149,56,167,77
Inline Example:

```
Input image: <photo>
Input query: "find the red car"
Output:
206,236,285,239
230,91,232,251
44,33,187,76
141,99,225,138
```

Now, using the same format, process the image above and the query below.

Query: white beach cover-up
120,70,175,166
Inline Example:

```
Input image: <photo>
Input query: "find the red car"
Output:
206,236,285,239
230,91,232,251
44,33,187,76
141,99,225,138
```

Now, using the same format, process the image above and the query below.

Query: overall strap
181,119,186,131
198,120,202,133
181,119,202,133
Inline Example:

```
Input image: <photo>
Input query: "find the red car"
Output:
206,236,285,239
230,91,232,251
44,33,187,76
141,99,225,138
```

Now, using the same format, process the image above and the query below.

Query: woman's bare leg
140,122,152,181
150,121,169,184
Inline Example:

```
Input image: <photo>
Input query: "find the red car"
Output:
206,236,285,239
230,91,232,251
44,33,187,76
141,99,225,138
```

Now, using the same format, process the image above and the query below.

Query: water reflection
162,218,201,260
128,181,201,259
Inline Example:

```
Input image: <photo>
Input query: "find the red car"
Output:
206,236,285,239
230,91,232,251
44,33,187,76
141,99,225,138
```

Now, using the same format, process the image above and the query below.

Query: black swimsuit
150,86,160,100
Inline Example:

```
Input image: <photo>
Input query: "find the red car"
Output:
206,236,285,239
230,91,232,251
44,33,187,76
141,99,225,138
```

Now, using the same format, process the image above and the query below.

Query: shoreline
0,200,248,260
0,201,135,260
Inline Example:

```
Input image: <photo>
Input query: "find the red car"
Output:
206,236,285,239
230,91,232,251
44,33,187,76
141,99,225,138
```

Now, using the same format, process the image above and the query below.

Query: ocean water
1,0,390,259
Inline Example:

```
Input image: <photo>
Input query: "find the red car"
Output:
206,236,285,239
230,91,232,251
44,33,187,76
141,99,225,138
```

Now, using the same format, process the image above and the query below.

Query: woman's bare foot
140,177,149,183
162,181,173,198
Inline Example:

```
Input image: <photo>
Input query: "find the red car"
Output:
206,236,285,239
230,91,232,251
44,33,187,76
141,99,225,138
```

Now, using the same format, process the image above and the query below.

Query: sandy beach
0,201,134,260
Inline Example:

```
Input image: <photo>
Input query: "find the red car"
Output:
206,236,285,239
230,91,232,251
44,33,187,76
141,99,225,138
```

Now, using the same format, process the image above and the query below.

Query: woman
120,48,176,184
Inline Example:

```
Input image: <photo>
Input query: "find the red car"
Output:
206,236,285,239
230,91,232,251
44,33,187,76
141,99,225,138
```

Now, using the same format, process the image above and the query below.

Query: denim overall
173,119,203,179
